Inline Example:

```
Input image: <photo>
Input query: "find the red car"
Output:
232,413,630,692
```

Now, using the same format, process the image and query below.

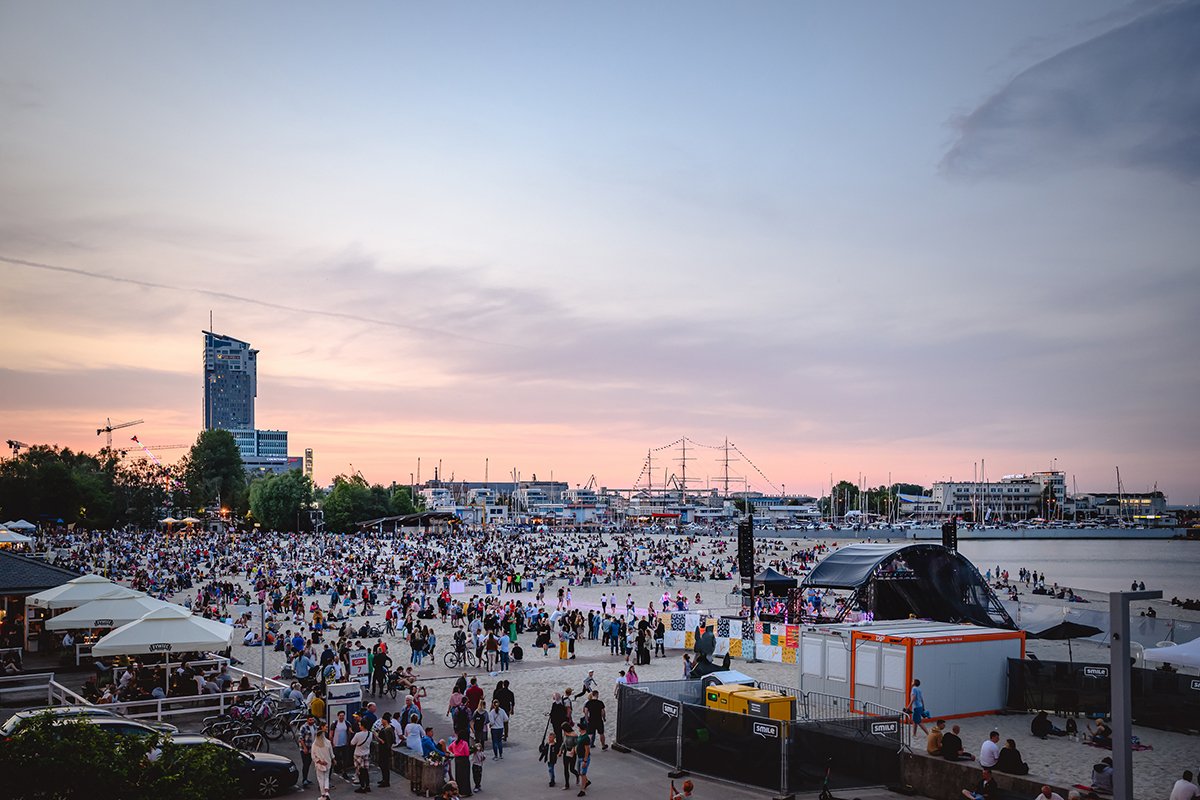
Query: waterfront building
930,471,1066,521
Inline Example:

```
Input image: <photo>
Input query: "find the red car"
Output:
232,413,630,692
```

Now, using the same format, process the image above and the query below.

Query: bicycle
443,648,478,669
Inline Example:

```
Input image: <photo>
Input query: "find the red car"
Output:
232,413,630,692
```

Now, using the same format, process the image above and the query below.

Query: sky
1,1,1197,500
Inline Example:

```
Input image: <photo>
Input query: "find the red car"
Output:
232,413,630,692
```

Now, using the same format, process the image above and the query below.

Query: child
471,741,486,793
545,731,561,787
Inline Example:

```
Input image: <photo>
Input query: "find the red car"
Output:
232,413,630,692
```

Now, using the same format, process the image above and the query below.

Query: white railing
0,672,58,701
46,679,91,707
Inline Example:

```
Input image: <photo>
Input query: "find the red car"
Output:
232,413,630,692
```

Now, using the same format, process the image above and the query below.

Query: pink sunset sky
1,2,1197,500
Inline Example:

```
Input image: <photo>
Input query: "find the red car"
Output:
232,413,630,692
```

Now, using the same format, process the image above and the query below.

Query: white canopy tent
91,605,234,657
3,519,37,531
0,529,33,544
26,574,138,610
44,592,179,631
1141,638,1200,669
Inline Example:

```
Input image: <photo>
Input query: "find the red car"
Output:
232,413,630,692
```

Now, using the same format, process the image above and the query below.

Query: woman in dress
311,726,334,800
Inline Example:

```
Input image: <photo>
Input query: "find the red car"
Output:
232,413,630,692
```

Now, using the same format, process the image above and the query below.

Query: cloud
943,0,1200,181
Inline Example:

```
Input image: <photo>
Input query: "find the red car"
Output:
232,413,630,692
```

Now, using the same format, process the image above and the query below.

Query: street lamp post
1110,590,1162,800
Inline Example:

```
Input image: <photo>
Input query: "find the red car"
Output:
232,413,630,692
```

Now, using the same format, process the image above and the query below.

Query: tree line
0,429,419,532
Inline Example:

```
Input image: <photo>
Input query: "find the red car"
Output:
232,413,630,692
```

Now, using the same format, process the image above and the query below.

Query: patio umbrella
1029,620,1103,663
160,517,178,525
91,606,234,657
27,574,139,610
45,592,178,631
180,517,201,524
92,606,234,692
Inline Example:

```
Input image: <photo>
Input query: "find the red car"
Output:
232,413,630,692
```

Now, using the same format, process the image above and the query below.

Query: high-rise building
203,331,257,431
202,330,294,470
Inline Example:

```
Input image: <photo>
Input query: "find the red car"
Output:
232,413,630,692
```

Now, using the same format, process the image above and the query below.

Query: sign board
870,720,900,736
1083,666,1109,679
348,649,369,684
148,642,172,652
1190,679,1200,692
449,581,466,595
325,681,363,726
752,720,780,739
661,701,679,718
94,619,114,627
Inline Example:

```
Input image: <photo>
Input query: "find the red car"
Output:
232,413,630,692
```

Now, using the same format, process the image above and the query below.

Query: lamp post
1110,589,1161,800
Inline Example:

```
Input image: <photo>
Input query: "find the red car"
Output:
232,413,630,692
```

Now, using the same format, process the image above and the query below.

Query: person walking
908,678,930,735
574,727,592,797
312,727,334,800
297,714,319,788
487,699,509,759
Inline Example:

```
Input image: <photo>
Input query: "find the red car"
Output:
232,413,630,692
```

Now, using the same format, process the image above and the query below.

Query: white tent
44,592,179,631
26,574,139,610
91,606,234,657
0,529,33,544
1141,638,1200,669
4,519,37,531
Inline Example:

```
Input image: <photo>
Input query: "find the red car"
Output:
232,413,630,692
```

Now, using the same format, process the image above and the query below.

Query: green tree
320,474,396,531
388,484,419,515
249,469,314,531
181,430,245,515
0,714,238,800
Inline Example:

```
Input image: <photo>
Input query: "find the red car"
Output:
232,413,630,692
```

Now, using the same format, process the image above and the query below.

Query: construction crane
97,418,143,449
6,439,29,457
127,436,187,461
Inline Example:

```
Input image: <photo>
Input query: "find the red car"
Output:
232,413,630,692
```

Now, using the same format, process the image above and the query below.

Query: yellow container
735,689,795,721
704,684,756,713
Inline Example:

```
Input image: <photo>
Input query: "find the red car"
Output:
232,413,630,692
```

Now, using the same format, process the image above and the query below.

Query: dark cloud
943,0,1200,181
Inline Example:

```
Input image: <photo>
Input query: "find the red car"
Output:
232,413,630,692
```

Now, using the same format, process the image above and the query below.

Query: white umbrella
180,517,201,524
1142,638,1200,669
26,574,139,610
0,529,33,544
160,517,179,524
91,606,234,657
45,592,179,631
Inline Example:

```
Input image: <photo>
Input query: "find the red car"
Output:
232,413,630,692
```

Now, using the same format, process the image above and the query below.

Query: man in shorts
583,690,608,750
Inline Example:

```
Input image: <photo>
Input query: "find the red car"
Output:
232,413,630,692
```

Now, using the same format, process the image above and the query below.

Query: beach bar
798,619,1025,718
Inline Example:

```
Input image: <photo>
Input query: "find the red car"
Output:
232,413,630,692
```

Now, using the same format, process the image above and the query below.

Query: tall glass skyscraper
203,331,257,431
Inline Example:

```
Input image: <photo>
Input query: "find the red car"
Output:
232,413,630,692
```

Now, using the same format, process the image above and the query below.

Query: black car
170,734,298,798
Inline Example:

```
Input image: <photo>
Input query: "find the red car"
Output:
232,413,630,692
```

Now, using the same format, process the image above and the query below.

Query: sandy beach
168,532,1199,800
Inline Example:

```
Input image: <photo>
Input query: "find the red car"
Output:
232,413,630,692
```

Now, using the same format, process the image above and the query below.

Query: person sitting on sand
1090,757,1113,794
1031,710,1066,739
995,738,1029,775
942,725,974,762
926,719,946,756
1036,786,1065,800
1086,718,1112,747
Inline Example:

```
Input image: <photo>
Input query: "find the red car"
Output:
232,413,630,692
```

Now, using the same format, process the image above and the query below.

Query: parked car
1,705,177,737
169,734,299,798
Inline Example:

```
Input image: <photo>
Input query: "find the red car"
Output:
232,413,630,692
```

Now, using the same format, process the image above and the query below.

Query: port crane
6,440,29,457
97,418,143,449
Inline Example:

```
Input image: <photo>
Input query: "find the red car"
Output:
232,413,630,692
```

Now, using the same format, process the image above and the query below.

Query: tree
320,474,395,532
0,714,238,800
181,430,245,515
388,484,419,516
249,469,314,531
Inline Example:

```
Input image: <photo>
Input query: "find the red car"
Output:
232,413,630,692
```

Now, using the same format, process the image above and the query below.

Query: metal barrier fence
756,681,910,750
615,680,905,797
